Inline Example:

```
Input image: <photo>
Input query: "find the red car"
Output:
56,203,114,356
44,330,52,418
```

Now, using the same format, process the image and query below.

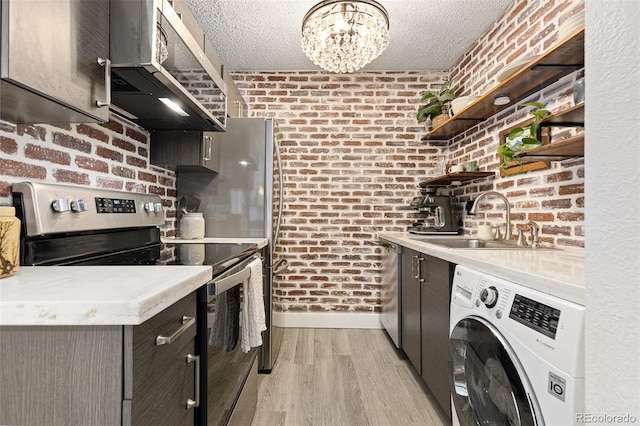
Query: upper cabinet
0,0,110,124
109,0,227,131
421,28,585,142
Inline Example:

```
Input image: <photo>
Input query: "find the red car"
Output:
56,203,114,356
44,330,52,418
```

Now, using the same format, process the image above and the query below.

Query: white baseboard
273,311,383,329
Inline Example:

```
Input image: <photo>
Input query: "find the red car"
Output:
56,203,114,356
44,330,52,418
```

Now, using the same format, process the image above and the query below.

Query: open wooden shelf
422,27,585,141
500,161,550,176
514,103,585,161
515,133,584,161
419,171,495,187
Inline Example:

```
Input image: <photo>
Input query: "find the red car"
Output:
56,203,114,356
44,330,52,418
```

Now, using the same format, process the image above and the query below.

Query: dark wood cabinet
127,292,198,425
0,0,110,124
420,256,454,419
150,130,221,173
401,247,423,374
0,291,199,426
400,247,454,419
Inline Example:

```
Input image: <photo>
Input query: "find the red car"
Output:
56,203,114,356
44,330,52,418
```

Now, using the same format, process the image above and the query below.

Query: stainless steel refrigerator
177,117,285,373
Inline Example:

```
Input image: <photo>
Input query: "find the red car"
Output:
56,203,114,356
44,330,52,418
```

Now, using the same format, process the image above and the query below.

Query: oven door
200,255,262,426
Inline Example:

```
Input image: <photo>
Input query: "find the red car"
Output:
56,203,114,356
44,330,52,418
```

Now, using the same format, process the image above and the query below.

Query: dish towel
209,286,240,352
240,258,266,353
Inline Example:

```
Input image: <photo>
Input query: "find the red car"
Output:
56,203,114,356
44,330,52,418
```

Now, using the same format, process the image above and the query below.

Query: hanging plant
498,101,550,171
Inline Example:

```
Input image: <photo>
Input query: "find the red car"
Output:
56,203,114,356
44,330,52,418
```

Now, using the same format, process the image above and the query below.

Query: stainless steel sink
408,237,556,250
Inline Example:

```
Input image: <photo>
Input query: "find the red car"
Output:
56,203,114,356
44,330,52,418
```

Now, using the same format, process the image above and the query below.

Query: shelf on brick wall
500,104,585,176
421,27,585,142
418,171,495,187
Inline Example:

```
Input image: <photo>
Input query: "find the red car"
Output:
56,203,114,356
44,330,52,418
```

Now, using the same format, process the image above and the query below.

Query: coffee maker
408,189,459,234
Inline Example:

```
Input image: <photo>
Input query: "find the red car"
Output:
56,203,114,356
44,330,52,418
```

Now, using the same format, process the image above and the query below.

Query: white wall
585,0,640,419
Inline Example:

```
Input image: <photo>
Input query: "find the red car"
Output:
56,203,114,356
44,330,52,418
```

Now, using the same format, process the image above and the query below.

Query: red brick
113,137,136,152
52,132,92,153
0,158,47,179
53,169,89,185
76,124,109,143
0,136,18,154
75,156,109,173
125,127,148,144
24,144,71,165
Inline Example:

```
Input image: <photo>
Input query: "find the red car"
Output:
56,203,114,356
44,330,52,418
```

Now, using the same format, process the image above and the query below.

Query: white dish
450,96,480,116
497,55,540,82
559,13,584,39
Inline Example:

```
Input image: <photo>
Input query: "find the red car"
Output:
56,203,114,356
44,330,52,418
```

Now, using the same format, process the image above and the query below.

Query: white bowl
450,96,480,116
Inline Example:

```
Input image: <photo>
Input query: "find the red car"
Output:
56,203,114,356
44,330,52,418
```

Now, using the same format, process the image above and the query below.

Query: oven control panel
96,197,137,214
12,182,165,236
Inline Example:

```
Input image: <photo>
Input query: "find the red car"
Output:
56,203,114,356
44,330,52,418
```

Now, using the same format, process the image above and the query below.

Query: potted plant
498,101,550,171
416,80,455,129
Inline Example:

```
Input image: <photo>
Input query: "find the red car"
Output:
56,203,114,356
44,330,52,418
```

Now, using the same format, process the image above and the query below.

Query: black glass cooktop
163,242,259,273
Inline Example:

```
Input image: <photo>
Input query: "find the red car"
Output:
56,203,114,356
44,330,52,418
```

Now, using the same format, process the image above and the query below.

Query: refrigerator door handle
271,257,288,275
273,136,284,248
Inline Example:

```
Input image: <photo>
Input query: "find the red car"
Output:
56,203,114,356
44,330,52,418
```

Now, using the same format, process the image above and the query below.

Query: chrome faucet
471,191,512,240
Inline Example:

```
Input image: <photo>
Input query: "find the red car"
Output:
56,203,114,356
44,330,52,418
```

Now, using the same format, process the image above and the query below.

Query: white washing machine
449,265,585,426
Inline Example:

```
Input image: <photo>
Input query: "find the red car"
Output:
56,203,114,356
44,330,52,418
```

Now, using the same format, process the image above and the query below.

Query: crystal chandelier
301,0,390,73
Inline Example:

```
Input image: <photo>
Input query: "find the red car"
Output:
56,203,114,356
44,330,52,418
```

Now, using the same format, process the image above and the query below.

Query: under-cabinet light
494,95,511,106
159,98,189,117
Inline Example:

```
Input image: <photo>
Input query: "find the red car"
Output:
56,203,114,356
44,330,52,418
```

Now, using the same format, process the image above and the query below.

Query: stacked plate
497,56,540,82
559,12,584,40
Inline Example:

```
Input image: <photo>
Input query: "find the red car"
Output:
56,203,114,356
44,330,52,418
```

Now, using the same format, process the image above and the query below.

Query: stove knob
480,286,499,308
51,198,70,212
70,199,88,212
154,202,164,213
144,202,157,213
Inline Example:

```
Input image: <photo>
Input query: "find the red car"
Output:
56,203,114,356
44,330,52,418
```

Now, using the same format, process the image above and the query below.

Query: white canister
477,224,494,241
0,206,20,279
180,212,205,239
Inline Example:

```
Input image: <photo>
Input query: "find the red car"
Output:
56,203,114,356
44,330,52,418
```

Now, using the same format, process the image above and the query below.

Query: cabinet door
150,130,219,173
127,292,198,426
421,256,454,418
400,247,422,374
1,0,110,123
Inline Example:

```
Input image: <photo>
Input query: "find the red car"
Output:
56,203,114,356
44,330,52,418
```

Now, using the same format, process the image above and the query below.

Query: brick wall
233,0,585,314
0,117,178,236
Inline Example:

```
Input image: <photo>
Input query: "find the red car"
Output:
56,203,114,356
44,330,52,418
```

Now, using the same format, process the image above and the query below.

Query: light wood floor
252,328,449,426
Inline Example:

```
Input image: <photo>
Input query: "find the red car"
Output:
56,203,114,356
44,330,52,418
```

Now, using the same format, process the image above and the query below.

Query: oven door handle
210,264,251,296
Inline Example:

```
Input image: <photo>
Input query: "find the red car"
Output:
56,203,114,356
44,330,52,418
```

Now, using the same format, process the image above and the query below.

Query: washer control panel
509,293,561,339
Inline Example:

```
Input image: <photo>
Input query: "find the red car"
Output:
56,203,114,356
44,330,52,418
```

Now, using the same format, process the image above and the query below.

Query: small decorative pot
0,206,20,279
432,113,449,129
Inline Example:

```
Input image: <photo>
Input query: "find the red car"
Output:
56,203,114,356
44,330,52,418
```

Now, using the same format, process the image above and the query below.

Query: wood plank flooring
252,328,449,426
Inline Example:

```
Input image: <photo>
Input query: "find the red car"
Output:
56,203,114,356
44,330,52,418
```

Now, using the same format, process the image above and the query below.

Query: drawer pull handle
156,316,195,346
186,354,200,409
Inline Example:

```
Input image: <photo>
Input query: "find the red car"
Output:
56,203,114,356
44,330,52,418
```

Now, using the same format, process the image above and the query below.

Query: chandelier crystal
301,0,390,73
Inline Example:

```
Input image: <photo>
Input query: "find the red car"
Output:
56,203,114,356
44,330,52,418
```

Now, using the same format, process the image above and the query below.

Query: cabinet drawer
124,292,199,425
130,293,197,388
130,337,196,426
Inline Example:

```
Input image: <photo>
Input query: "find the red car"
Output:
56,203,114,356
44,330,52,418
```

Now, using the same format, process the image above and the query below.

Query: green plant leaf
508,128,524,139
524,101,545,109
420,92,436,102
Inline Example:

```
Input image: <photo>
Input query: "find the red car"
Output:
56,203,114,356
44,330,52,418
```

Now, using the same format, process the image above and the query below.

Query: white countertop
0,266,211,326
378,232,585,305
162,237,268,249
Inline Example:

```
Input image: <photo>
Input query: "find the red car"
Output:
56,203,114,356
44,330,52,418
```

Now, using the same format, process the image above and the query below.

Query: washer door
450,316,542,426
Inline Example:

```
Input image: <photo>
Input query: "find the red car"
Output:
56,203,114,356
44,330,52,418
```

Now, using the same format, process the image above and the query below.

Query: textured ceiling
184,0,514,72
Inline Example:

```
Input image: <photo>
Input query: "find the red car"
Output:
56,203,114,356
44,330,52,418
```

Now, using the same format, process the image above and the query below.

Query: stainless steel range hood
110,0,227,131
